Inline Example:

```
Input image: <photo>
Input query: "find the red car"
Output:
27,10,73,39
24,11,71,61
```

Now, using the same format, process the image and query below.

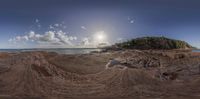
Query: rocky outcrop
0,50,200,99
111,37,193,50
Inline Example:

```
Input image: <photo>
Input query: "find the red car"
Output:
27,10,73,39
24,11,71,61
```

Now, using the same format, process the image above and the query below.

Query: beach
0,50,200,99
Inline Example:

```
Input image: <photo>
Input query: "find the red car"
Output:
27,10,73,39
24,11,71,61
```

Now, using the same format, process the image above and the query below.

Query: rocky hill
114,37,193,50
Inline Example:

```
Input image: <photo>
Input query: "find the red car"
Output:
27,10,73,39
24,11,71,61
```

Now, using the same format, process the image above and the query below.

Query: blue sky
0,0,200,48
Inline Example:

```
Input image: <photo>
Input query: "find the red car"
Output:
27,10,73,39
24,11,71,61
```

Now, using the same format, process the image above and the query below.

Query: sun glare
94,31,106,42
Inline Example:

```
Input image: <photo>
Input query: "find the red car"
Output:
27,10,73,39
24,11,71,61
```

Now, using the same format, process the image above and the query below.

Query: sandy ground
0,50,200,99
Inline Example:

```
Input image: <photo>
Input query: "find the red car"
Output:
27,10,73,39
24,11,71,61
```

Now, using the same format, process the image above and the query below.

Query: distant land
109,37,194,50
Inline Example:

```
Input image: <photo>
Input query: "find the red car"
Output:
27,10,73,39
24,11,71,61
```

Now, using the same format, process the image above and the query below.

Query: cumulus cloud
81,37,90,46
9,30,77,46
8,20,111,48
56,31,77,45
28,31,35,38
9,35,29,43
49,23,67,30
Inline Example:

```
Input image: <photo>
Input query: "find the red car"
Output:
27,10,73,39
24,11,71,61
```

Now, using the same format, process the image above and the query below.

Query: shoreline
0,47,199,56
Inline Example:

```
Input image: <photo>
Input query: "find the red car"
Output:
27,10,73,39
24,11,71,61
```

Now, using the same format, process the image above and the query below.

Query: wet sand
0,50,200,99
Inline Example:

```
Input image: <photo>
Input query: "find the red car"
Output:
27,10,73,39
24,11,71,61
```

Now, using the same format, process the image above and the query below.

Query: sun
94,31,106,42
97,34,104,40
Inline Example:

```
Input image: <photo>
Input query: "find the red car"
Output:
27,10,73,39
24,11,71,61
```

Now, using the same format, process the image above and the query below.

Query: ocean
0,49,199,54
0,48,102,54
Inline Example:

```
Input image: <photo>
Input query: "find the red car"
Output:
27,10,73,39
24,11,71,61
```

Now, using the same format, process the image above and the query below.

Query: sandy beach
0,50,200,99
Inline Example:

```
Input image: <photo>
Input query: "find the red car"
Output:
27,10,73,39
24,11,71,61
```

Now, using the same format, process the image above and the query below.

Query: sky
1,0,200,48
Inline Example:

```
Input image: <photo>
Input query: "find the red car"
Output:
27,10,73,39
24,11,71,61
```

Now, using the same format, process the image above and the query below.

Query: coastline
0,48,102,55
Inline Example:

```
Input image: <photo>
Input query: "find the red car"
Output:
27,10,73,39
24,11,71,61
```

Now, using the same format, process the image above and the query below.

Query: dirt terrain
0,50,200,99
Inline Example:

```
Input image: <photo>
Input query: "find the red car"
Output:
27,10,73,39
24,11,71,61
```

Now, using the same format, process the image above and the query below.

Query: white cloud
23,36,29,41
38,31,60,43
9,30,77,47
49,23,67,30
81,37,90,46
8,21,113,48
28,31,35,38
56,30,77,45
15,35,29,41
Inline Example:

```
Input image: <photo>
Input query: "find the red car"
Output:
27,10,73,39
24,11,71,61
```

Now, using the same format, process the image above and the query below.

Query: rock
0,50,200,98
105,59,121,69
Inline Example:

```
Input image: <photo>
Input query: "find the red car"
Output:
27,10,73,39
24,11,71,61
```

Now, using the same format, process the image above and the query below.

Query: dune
0,50,200,99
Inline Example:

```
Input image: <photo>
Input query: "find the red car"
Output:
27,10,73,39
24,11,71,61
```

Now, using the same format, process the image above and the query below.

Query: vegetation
114,36,193,50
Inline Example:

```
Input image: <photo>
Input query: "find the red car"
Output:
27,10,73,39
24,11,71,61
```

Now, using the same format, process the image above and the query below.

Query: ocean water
1,49,198,54
0,48,102,54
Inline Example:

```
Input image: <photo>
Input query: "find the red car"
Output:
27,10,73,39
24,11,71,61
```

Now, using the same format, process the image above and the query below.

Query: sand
0,50,200,99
